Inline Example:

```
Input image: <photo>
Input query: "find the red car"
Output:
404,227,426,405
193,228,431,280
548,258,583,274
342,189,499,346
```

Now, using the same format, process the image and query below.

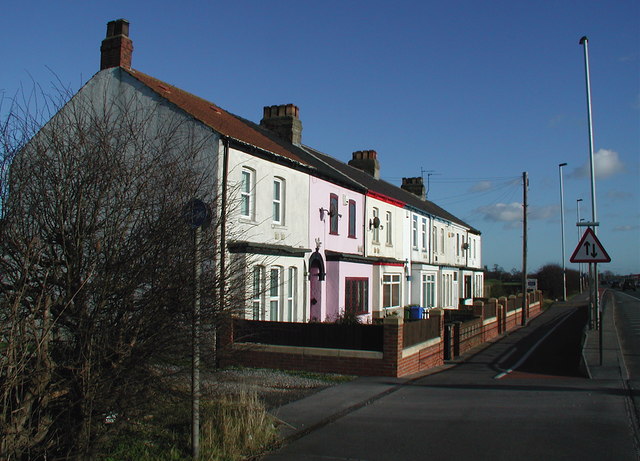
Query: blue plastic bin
409,306,424,320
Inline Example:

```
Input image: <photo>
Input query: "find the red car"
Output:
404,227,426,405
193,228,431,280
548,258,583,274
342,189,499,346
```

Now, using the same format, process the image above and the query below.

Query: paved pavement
263,294,639,460
582,290,627,380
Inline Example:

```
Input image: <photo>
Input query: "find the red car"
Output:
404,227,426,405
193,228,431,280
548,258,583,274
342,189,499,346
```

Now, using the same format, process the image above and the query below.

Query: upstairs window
421,218,427,250
372,207,380,243
273,178,284,225
412,215,418,249
385,211,392,245
329,193,339,235
241,168,254,219
432,226,438,253
440,228,445,254
348,199,356,238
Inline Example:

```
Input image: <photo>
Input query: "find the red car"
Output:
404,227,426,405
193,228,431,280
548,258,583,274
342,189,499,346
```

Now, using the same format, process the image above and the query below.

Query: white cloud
529,205,559,221
469,181,492,193
613,225,640,232
476,203,559,223
475,203,560,230
570,149,625,179
476,202,522,223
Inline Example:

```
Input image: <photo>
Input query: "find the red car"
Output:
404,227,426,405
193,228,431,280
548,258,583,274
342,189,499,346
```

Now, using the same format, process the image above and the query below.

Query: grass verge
101,390,278,461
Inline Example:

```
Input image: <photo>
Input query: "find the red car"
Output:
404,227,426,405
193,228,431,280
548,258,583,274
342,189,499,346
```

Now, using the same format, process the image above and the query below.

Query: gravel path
200,368,353,409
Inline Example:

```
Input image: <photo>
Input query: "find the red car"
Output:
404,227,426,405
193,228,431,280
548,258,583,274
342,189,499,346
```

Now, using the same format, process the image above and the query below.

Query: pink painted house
304,166,371,322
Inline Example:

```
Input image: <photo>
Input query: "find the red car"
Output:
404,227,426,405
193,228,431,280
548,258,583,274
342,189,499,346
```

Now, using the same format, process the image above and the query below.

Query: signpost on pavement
570,227,610,365
183,199,212,460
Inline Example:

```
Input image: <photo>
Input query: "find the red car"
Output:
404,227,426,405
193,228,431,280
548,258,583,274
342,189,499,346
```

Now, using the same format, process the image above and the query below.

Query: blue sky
2,1,638,275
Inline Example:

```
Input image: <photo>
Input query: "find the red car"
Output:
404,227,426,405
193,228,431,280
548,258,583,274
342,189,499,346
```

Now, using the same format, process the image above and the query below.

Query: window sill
239,217,257,225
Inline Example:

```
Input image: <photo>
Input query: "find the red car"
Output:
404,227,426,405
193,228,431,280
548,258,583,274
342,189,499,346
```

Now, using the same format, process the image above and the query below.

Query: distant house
22,19,484,323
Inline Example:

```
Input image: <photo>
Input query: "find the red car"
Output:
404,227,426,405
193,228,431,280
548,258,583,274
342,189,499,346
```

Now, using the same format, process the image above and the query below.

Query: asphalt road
265,301,640,461
610,287,640,452
612,288,640,378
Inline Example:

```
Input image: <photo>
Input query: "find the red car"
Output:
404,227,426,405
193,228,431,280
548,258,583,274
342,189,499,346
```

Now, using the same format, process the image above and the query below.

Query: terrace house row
40,19,485,323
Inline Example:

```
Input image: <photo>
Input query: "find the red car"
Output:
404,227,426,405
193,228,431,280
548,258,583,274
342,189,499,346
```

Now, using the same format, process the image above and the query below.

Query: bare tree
0,81,251,460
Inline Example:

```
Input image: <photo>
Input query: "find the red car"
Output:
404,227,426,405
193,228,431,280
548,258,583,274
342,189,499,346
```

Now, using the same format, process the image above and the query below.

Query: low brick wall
221,291,544,378
451,291,543,360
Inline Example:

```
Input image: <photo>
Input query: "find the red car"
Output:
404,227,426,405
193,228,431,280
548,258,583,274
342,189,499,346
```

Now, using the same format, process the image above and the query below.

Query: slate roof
124,69,309,167
120,67,478,234
303,146,480,234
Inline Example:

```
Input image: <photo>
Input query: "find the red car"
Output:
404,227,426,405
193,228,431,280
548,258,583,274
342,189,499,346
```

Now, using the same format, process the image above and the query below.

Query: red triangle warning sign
570,228,611,263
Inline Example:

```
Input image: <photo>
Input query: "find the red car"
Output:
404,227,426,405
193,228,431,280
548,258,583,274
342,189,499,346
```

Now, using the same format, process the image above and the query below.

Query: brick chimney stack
260,104,303,146
401,177,426,200
348,150,380,179
100,19,133,70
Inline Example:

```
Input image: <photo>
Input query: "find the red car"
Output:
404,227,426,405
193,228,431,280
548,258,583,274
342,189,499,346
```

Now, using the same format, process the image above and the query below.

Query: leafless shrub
0,79,253,459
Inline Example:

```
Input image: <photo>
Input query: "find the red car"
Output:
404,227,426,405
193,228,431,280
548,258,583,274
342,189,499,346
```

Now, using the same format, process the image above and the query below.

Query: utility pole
521,171,528,326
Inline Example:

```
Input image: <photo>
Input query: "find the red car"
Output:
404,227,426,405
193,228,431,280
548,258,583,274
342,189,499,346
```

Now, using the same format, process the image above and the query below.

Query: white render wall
365,196,404,262
225,147,309,249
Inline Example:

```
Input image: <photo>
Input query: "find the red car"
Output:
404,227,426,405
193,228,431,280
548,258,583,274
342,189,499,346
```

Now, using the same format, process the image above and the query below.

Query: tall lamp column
559,162,567,301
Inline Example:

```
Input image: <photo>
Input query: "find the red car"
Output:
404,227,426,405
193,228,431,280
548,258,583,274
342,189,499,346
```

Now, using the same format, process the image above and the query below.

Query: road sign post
570,227,610,366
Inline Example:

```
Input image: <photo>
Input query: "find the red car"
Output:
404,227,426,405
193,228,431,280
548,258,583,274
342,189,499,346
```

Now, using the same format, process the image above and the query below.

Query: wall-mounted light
369,216,382,230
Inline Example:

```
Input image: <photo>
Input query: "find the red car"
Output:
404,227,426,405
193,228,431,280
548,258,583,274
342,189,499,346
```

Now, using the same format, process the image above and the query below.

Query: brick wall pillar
383,316,403,377
473,300,485,320
498,296,508,332
473,300,485,341
496,300,502,334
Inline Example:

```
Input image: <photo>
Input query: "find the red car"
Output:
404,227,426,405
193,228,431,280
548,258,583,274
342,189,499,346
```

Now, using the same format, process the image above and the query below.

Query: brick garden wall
221,291,543,378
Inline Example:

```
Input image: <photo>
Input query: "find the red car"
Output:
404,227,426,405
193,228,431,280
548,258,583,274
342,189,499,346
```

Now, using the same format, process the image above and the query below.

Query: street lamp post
579,36,600,332
559,163,567,301
577,198,583,292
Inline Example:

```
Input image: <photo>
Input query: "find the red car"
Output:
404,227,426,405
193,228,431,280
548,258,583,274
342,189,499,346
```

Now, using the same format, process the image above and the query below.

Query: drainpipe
428,215,433,266
217,136,230,366
363,195,368,258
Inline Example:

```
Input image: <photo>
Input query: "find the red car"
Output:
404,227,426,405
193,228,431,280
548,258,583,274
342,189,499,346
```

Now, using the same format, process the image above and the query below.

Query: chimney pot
260,104,303,146
100,19,133,70
401,177,426,200
349,150,380,179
